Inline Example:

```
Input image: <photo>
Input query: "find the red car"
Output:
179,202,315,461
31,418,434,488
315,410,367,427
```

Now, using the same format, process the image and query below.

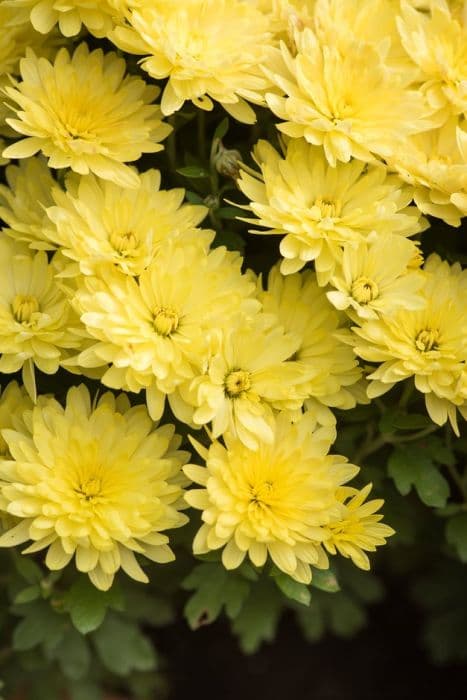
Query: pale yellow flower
237,139,426,282
327,234,425,321
388,119,467,226
110,0,274,123
353,255,467,434
45,170,211,276
0,238,84,400
0,382,32,457
397,0,467,118
4,0,119,37
74,241,257,420
178,315,308,450
0,385,189,590
2,43,171,188
0,156,58,251
323,484,395,570
264,28,437,166
184,410,380,583
259,265,363,414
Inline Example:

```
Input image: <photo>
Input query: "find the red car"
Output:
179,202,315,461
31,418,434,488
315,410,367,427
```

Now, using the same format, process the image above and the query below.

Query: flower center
110,230,138,255
224,369,252,397
12,294,40,323
248,480,274,508
75,477,102,501
351,277,379,304
314,196,341,219
153,307,179,336
415,328,440,353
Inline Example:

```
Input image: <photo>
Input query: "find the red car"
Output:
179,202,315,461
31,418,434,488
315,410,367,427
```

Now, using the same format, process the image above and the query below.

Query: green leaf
231,579,283,654
446,513,467,563
63,577,124,635
217,206,244,220
13,556,42,584
185,190,205,205
14,585,41,605
274,573,311,606
311,568,340,593
328,593,367,637
388,446,449,507
212,229,245,253
69,681,102,700
176,166,209,178
93,614,157,676
213,117,229,141
53,628,91,680
183,562,251,629
391,413,432,430
13,602,65,651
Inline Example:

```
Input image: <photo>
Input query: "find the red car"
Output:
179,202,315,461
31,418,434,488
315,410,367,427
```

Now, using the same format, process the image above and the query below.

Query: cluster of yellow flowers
0,0,465,592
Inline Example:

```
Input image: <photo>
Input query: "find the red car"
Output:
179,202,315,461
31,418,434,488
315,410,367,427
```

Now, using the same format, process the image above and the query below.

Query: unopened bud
214,142,242,179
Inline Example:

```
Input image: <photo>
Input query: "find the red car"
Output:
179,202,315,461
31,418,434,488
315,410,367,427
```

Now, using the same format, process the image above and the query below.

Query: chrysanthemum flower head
0,381,32,457
74,241,258,420
237,139,427,282
327,234,425,321
264,26,437,166
388,119,467,226
0,156,58,251
4,0,120,37
179,314,309,450
45,170,211,277
185,411,391,583
110,0,274,123
323,484,395,570
2,43,171,188
0,237,84,400
353,255,467,434
397,0,467,118
259,265,363,413
0,385,190,590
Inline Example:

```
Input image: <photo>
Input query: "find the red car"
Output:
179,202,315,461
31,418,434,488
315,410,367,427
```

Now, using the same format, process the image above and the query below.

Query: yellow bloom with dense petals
45,170,211,276
264,28,437,166
178,315,309,450
4,0,120,37
237,139,426,282
0,157,58,251
397,0,467,118
327,234,425,321
110,0,274,123
259,265,363,415
388,119,467,226
0,385,190,591
0,237,84,400
184,411,390,583
323,484,395,570
74,241,258,421
2,44,171,188
352,255,467,435
0,382,32,458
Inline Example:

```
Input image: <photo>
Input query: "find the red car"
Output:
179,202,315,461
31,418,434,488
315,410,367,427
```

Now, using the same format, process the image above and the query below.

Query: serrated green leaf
185,190,205,204
274,573,311,606
388,446,449,507
328,593,367,638
388,448,417,495
311,568,340,593
446,513,467,562
416,463,450,507
13,556,42,584
231,579,283,654
93,615,156,676
183,562,250,629
14,585,41,605
53,628,90,680
12,602,65,651
391,413,432,430
63,577,124,635
176,166,209,178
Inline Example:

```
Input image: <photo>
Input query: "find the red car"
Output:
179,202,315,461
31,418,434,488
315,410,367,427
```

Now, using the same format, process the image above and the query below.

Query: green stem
197,109,207,162
398,381,414,409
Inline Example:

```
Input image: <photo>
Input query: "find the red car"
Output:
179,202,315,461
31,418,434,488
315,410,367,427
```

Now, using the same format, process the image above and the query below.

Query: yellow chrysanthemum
323,484,395,570
4,0,119,37
45,170,211,276
237,139,426,282
327,234,425,321
0,139,7,166
178,315,308,450
388,119,467,226
0,382,32,457
184,411,391,583
259,265,363,416
352,255,467,435
397,0,467,118
0,237,83,400
110,0,274,123
0,156,58,250
74,241,257,420
2,43,171,188
264,27,437,166
0,385,190,590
